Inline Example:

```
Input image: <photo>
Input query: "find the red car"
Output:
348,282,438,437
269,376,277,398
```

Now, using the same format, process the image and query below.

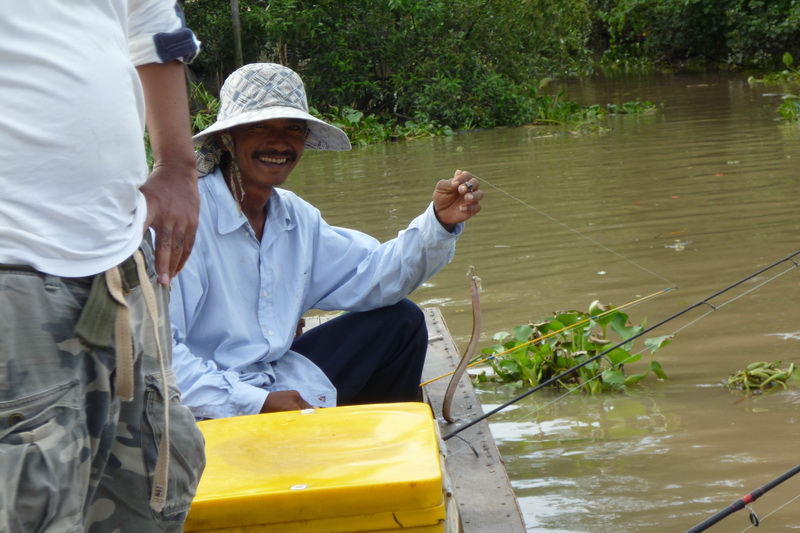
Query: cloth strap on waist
79,232,154,347
74,244,151,349
83,243,171,512
1,237,170,512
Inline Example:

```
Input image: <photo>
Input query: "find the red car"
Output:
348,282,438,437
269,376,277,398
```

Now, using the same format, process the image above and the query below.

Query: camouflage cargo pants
0,243,205,532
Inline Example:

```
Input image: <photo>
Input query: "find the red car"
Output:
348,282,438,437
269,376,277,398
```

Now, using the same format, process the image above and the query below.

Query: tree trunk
230,0,243,68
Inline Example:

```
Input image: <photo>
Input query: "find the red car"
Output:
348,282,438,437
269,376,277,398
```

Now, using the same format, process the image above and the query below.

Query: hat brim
192,105,351,152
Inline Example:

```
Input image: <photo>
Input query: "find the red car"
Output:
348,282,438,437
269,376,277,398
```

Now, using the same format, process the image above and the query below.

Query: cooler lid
186,402,443,530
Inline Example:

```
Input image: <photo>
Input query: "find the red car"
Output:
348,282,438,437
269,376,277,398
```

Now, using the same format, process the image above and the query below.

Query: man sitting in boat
170,63,483,419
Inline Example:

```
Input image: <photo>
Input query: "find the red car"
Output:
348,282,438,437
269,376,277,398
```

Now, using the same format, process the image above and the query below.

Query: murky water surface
288,72,800,532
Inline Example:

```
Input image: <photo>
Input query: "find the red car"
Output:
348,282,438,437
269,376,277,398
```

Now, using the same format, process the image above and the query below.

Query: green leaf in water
555,312,582,327
650,360,669,380
606,347,640,366
624,373,648,385
512,324,534,342
492,331,511,342
645,335,673,354
602,369,626,385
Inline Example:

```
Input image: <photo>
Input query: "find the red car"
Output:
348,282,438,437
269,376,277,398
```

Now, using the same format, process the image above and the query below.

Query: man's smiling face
224,118,308,191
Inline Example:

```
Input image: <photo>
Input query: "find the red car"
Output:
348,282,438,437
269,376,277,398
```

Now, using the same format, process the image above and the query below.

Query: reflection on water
288,72,800,532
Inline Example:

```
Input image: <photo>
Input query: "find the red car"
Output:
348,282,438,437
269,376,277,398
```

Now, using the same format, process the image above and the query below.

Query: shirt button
268,330,275,336
262,291,268,297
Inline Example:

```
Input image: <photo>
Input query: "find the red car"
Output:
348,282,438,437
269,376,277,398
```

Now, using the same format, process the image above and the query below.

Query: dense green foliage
597,0,800,70
184,0,597,131
186,76,655,146
180,1,798,135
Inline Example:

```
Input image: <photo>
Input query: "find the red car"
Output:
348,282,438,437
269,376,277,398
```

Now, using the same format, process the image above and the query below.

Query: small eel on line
442,275,482,423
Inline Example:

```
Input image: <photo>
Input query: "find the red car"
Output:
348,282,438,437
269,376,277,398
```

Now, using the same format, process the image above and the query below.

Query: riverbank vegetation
747,52,800,122
598,0,800,71
182,0,800,137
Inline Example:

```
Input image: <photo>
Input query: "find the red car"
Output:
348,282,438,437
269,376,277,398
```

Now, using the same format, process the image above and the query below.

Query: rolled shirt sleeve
128,0,200,65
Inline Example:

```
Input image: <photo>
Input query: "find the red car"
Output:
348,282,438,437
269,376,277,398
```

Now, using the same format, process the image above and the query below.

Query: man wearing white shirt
170,63,484,419
0,1,205,531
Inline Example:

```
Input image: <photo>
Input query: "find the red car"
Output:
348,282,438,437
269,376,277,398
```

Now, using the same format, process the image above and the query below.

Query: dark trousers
290,299,428,405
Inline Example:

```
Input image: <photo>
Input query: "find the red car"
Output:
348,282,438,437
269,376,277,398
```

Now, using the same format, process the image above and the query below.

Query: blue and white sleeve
128,0,200,66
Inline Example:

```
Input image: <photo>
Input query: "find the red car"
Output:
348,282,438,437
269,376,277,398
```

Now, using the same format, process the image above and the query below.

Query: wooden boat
184,307,525,532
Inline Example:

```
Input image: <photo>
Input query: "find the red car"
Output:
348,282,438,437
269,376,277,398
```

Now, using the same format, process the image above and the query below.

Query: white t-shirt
0,0,199,277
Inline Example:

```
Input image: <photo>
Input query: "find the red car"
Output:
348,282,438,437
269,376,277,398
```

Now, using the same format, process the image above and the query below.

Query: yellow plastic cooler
184,402,446,532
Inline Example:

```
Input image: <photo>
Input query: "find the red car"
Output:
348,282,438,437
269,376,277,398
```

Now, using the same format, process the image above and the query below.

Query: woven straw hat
193,63,351,152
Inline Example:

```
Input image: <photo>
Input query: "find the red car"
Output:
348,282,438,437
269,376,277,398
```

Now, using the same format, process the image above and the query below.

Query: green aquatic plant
605,100,657,115
529,91,656,129
475,301,671,393
777,94,800,122
748,53,800,122
725,360,798,394
145,81,656,165
748,52,800,85
310,105,453,147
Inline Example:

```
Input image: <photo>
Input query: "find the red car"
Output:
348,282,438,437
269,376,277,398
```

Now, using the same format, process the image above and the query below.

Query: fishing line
421,286,674,387
476,175,677,287
665,261,799,334
442,249,800,442
442,258,800,466
499,258,799,428
685,462,800,532
738,491,800,532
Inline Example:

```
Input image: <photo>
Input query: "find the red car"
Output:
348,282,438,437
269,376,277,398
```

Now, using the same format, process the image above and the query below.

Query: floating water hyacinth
475,300,671,393
725,360,798,393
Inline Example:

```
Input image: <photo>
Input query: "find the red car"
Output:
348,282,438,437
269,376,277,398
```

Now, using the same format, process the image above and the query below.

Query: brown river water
287,72,800,532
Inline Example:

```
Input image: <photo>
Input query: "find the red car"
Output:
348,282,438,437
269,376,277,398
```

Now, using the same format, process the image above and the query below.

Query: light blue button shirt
170,169,462,419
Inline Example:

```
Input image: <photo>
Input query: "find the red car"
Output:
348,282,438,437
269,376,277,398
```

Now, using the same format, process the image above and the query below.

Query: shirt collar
206,169,248,235
206,168,296,235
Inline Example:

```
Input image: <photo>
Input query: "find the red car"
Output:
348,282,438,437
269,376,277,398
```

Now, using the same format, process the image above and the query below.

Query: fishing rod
442,249,800,441
685,463,800,532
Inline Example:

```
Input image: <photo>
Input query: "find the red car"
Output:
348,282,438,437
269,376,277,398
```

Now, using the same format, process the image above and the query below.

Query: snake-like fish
442,275,482,423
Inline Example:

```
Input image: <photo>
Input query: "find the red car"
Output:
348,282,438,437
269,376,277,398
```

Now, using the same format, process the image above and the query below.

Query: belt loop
119,254,140,292
43,275,60,292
